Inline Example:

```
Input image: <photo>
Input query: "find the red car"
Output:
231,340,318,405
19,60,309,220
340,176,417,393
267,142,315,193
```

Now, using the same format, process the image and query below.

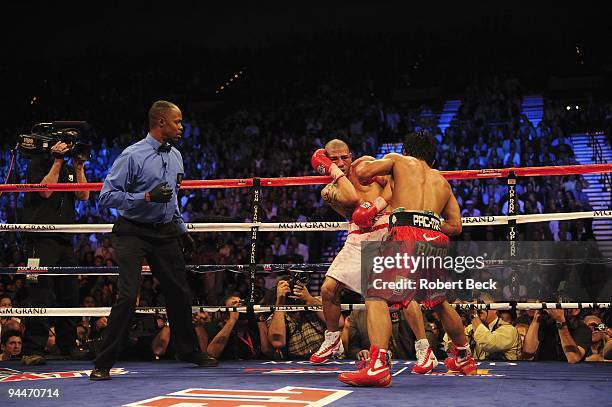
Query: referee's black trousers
94,220,197,368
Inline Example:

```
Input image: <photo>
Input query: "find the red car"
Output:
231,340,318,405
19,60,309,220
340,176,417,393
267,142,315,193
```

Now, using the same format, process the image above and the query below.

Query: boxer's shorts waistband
388,209,441,232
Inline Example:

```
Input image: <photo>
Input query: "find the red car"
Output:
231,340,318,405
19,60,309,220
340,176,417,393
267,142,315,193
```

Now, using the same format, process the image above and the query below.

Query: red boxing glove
311,149,344,181
352,196,388,229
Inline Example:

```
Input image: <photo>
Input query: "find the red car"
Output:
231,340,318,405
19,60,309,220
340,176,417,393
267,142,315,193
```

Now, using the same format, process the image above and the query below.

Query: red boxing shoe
444,353,477,375
411,346,438,374
338,346,391,387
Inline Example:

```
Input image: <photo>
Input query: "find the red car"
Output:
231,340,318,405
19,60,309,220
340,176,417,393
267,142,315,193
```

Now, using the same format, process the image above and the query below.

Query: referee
90,100,217,381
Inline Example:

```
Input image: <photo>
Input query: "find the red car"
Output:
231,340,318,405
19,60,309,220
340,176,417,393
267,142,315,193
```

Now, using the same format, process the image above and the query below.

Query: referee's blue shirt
99,134,187,233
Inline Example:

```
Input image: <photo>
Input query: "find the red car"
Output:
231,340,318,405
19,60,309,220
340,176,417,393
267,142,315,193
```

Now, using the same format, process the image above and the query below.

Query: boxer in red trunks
339,130,476,387
309,140,438,374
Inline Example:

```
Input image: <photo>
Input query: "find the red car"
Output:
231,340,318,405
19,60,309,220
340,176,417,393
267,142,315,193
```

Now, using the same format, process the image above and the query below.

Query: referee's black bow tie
158,143,171,153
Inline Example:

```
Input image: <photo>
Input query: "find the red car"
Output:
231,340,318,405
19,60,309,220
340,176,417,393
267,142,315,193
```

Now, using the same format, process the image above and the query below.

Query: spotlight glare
566,106,571,110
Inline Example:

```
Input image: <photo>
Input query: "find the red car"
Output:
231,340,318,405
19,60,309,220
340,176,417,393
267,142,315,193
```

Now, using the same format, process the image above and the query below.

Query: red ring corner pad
1,163,612,193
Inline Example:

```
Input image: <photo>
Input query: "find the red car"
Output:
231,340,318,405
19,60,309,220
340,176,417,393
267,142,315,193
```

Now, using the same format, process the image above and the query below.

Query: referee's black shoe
176,352,218,367
89,367,111,381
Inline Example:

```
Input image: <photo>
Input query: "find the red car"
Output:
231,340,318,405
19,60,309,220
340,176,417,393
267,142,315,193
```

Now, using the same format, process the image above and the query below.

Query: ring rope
0,263,336,275
2,255,612,275
2,163,612,193
1,302,609,317
2,210,610,234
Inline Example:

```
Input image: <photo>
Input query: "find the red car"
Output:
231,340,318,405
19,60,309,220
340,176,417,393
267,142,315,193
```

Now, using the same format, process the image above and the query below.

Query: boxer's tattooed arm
322,184,353,218
322,184,339,205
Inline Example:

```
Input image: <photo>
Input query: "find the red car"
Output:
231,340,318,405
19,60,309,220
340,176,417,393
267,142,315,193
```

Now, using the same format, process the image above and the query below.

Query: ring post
506,170,520,298
507,171,517,252
247,178,261,318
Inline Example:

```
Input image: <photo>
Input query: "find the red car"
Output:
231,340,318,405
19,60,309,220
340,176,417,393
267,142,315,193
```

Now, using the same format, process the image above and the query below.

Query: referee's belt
120,216,174,229
388,209,442,232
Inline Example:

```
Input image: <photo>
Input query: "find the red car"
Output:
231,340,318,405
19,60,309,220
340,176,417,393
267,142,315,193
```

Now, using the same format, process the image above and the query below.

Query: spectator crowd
1,35,611,365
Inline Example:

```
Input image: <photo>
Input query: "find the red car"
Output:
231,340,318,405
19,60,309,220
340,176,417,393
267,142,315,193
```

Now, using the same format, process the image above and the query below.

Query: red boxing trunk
366,209,449,308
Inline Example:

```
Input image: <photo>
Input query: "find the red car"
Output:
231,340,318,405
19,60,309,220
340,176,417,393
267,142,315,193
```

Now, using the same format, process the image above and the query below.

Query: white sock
415,339,430,352
325,330,340,339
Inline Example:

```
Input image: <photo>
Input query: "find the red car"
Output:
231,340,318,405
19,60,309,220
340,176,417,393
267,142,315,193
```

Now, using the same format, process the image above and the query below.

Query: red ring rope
1,163,611,193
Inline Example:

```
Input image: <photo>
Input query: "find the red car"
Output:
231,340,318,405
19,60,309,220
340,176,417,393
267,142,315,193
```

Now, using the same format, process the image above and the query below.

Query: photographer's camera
18,121,92,161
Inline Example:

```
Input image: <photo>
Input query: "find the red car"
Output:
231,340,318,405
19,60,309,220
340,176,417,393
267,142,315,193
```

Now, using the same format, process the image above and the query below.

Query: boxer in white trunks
309,139,437,374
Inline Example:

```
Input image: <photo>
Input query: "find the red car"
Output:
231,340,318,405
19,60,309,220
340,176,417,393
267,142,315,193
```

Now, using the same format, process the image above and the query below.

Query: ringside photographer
206,295,272,359
445,306,521,361
21,122,91,365
266,274,326,360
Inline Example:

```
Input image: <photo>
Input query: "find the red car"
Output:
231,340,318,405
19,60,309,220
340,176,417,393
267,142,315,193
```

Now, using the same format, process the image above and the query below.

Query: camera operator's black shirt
536,317,591,361
23,156,77,237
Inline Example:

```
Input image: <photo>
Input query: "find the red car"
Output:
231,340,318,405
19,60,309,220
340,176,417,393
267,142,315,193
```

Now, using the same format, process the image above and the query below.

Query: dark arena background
0,2,610,406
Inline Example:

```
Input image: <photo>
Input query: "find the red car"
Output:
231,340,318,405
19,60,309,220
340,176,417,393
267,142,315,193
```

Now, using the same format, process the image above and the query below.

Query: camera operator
206,295,272,359
522,307,591,363
22,140,90,364
267,276,326,360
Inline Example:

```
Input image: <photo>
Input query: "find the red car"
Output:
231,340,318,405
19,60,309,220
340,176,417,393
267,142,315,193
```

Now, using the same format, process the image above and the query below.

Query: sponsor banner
268,305,323,312
0,224,57,231
424,369,505,377
276,222,345,231
16,267,49,273
0,368,128,382
14,184,49,189
477,169,503,177
0,306,243,317
462,216,507,226
0,307,49,316
0,224,112,233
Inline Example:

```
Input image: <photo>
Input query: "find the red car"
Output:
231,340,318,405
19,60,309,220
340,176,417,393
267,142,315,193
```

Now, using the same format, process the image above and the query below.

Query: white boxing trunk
326,213,389,294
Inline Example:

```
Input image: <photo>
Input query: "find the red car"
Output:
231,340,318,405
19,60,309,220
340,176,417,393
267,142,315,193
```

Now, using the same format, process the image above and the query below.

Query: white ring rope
1,210,610,233
0,302,609,317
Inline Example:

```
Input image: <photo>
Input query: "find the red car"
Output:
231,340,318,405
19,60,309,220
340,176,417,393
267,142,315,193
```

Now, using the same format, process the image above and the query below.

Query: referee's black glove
147,182,173,203
180,233,197,255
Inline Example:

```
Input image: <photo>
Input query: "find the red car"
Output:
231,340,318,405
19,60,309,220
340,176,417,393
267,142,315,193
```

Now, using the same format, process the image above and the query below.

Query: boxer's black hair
402,130,437,166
